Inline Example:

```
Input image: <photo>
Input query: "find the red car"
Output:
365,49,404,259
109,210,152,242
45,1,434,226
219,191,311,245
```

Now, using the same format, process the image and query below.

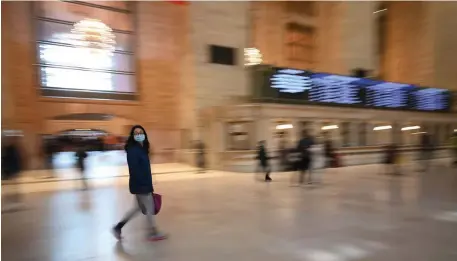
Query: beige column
2,2,42,169
340,1,377,74
429,2,457,92
255,118,269,144
187,2,250,138
290,119,299,146
392,122,401,145
209,120,224,169
349,122,359,147
318,2,377,75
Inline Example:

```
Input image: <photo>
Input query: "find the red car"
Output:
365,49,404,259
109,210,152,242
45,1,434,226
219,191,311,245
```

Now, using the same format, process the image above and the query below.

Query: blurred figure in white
1,133,25,212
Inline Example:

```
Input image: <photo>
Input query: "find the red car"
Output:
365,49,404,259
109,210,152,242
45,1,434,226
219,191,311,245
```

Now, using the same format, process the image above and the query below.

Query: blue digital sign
309,73,367,105
412,88,450,111
365,82,414,109
265,67,452,112
270,68,312,93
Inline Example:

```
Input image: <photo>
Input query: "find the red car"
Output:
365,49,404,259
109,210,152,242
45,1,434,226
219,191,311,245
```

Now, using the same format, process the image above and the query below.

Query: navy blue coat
1,145,22,180
126,144,154,194
256,145,270,167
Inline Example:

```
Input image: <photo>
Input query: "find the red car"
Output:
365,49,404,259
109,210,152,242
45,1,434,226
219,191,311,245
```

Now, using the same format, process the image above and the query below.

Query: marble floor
5,151,198,184
2,162,457,261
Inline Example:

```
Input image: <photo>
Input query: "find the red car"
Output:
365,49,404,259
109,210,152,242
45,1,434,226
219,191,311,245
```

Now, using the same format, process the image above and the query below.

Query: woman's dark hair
125,125,150,154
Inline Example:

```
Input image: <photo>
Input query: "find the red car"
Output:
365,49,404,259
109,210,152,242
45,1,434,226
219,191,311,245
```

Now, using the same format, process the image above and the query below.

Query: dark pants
257,162,271,180
298,158,312,184
78,163,88,189
196,155,206,173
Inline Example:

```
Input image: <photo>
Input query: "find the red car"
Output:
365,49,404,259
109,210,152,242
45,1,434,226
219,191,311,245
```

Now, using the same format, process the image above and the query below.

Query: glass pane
38,20,133,52
35,1,133,31
40,67,135,93
83,1,130,10
38,43,134,72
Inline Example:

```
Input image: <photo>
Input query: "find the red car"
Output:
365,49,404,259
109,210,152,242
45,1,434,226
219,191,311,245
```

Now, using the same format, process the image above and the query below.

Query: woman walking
256,140,272,182
112,125,167,241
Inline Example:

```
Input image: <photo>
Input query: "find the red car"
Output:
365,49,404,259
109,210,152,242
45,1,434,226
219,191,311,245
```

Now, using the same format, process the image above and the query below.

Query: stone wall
432,2,457,92
187,2,250,133
251,1,374,75
382,1,433,85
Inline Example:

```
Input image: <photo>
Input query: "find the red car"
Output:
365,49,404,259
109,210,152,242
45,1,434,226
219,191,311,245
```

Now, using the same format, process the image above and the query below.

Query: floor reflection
2,160,457,261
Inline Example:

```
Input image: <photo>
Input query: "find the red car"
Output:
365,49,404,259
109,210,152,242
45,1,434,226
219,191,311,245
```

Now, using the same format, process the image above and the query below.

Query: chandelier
71,18,116,56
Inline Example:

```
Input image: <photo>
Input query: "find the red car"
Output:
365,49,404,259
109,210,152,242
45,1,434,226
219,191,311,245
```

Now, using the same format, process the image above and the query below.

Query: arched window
33,1,136,100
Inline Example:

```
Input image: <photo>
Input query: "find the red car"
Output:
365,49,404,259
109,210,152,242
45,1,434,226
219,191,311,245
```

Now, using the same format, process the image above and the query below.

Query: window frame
285,23,315,66
32,1,138,100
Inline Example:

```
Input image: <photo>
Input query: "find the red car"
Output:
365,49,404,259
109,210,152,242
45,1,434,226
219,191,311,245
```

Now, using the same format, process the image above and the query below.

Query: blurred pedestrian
195,140,206,173
296,130,314,185
75,144,88,190
382,144,400,175
1,135,24,212
43,138,55,170
112,125,167,241
256,140,272,182
419,133,433,172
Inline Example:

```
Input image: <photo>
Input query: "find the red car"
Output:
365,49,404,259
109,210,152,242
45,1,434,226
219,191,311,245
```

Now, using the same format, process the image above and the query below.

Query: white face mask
134,134,145,142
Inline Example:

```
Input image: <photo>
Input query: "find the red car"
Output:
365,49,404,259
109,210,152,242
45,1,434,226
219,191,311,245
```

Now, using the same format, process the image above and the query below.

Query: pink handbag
138,193,162,215
153,193,162,215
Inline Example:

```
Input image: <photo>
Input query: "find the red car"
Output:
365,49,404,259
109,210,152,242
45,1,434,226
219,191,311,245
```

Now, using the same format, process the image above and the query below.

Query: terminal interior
2,1,457,261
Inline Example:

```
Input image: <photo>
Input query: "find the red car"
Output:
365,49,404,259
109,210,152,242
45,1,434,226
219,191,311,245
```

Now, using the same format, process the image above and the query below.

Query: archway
43,113,134,136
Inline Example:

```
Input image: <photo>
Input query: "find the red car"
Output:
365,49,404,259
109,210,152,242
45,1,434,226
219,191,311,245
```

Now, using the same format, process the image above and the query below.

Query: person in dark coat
195,140,206,173
1,135,24,211
112,125,167,241
75,144,88,190
382,144,399,175
256,140,272,182
296,130,314,184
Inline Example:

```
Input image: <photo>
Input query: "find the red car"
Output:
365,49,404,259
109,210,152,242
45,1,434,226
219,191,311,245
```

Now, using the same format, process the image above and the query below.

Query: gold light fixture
71,18,116,56
244,48,262,66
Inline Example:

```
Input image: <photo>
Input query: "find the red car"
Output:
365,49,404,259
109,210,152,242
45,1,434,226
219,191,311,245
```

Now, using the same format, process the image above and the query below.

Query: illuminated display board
411,88,451,111
365,82,414,109
258,67,452,112
309,73,369,106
